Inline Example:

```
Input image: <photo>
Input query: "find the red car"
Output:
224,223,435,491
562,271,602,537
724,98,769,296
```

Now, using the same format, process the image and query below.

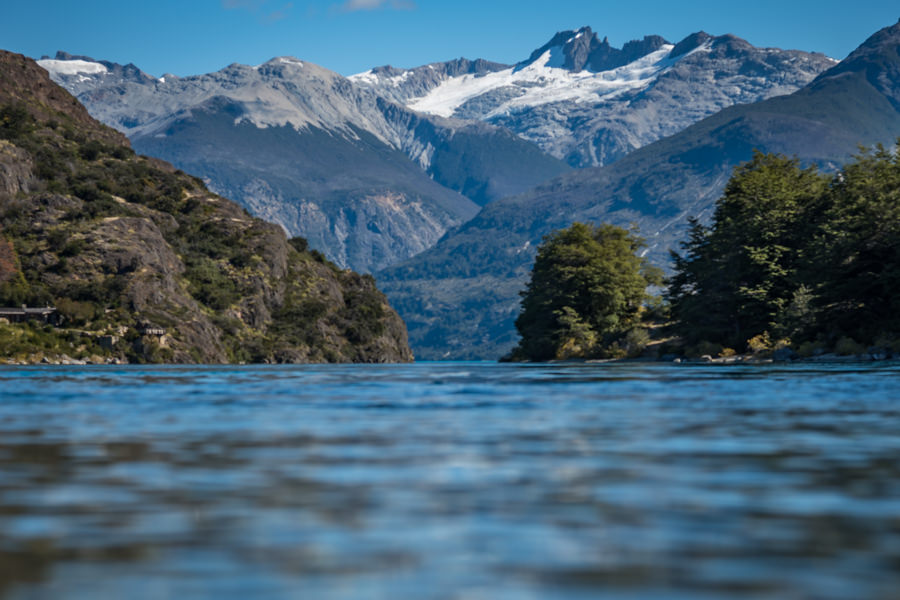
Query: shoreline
3,353,899,367
583,352,899,366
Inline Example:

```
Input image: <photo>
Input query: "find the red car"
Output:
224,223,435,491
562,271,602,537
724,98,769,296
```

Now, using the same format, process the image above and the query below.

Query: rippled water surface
1,362,899,599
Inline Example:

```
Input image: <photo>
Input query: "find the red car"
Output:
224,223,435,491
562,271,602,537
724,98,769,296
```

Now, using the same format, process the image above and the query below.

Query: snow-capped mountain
39,53,566,272
352,27,836,167
38,27,834,273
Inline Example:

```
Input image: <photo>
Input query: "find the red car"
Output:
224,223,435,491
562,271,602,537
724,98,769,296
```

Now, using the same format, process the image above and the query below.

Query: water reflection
0,363,899,598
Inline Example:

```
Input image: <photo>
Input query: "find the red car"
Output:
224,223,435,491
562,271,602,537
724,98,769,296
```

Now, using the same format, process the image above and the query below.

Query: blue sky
3,0,898,77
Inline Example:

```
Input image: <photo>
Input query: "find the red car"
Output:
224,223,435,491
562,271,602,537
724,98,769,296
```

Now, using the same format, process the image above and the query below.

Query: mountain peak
53,50,98,62
668,32,714,58
523,27,669,72
260,56,305,68
807,19,900,107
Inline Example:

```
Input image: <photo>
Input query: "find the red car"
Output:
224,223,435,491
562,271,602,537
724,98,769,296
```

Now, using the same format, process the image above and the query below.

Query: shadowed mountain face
39,54,568,273
353,27,835,168
378,20,900,360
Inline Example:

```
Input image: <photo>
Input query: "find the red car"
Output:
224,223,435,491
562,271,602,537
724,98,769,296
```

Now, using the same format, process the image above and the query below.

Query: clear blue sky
3,0,898,77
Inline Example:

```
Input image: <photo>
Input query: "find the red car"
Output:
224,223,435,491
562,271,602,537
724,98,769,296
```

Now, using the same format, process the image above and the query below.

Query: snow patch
38,59,108,77
349,69,378,85
408,44,678,119
390,71,412,87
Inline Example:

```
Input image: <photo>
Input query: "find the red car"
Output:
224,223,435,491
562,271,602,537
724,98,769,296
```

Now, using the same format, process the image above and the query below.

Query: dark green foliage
0,236,16,284
56,297,100,325
0,104,33,140
667,145,900,351
509,222,660,361
183,257,241,311
78,139,105,161
341,276,387,344
288,237,308,253
0,321,111,360
667,153,828,348
809,145,900,340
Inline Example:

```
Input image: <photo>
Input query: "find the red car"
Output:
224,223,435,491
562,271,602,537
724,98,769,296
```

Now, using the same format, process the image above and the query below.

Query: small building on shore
0,306,59,325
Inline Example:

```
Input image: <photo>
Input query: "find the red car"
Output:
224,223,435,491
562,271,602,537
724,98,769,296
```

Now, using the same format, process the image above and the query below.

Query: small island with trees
506,146,900,362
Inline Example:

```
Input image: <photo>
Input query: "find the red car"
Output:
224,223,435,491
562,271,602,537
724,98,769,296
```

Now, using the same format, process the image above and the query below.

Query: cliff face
0,50,412,364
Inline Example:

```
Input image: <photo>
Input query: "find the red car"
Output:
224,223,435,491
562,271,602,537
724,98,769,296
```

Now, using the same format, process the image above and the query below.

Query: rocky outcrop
522,27,668,72
0,50,412,364
0,141,32,195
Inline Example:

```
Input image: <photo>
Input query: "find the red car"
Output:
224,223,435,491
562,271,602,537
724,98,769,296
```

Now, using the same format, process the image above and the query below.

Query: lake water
0,362,898,599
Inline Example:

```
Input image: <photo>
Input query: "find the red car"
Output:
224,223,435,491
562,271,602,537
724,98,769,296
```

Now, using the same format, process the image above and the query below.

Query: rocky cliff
0,50,413,364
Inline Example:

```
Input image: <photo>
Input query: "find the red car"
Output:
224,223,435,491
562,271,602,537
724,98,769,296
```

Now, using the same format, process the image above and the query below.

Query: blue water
0,362,899,599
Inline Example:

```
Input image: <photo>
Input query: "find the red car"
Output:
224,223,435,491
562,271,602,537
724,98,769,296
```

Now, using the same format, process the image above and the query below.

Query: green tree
509,222,660,361
667,152,827,349
809,144,900,341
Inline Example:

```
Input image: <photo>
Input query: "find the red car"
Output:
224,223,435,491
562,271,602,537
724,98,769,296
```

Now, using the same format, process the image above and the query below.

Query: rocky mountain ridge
353,27,836,167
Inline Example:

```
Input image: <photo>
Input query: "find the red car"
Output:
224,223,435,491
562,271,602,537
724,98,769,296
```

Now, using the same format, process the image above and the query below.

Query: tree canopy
667,145,900,354
508,222,661,361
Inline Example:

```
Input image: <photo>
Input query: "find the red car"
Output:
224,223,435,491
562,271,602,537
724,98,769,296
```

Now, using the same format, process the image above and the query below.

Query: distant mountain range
36,22,898,361
353,27,834,167
378,19,900,359
38,54,567,273
40,28,830,274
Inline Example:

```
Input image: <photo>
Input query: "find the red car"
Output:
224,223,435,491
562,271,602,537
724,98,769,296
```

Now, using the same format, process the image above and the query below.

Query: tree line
508,145,900,360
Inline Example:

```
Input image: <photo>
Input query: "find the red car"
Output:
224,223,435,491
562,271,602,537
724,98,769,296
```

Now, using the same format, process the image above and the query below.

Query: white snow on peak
37,59,108,77
407,44,680,119
349,68,412,87
348,69,384,86
255,57,305,69
388,71,412,87
274,57,304,67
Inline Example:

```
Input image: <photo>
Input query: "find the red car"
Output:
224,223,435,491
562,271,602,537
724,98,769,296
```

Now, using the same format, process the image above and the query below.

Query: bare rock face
0,50,413,364
0,141,32,195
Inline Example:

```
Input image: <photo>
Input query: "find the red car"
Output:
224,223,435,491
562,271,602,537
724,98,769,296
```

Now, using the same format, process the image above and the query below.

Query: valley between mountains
35,20,900,360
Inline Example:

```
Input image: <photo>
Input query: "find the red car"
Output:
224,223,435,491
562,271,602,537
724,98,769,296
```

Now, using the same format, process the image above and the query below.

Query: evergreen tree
667,152,827,349
810,144,900,341
509,222,660,361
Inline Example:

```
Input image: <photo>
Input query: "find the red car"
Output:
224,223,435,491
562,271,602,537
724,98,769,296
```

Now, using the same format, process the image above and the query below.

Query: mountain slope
0,49,412,364
378,19,900,360
39,54,568,272
353,27,835,167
